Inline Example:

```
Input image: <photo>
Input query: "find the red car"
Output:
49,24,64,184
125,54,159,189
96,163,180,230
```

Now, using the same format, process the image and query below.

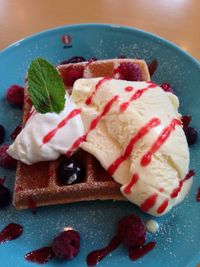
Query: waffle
13,58,151,209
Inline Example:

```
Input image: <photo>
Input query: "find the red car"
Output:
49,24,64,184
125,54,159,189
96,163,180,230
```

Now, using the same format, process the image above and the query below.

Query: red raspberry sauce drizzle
25,247,55,264
196,187,200,202
66,135,86,157
140,194,158,212
87,236,121,267
66,95,119,157
85,77,111,105
42,108,81,145
141,118,182,167
25,108,36,123
123,174,139,194
120,83,157,112
171,170,195,198
124,118,182,213
0,223,23,243
157,199,169,214
125,86,134,92
171,181,184,198
129,241,156,261
107,118,161,176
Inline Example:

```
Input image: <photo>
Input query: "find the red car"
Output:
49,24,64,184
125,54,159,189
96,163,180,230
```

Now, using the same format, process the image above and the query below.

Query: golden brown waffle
13,58,150,209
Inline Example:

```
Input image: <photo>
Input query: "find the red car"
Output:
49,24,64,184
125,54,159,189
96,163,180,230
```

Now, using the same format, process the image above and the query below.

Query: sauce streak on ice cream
66,95,119,157
25,108,36,123
124,86,134,92
140,194,158,212
171,181,183,198
107,118,161,176
156,199,169,214
120,83,157,112
42,108,81,145
141,118,182,167
123,174,139,194
85,77,111,105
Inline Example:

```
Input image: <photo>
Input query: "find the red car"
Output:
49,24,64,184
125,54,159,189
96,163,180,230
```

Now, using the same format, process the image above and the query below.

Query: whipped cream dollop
8,95,84,164
71,78,191,216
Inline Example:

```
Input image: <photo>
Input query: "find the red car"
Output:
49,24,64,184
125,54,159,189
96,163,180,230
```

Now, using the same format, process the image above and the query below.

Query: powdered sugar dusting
0,25,200,267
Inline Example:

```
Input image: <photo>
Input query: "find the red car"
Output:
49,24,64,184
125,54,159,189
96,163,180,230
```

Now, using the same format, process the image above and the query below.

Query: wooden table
0,0,199,60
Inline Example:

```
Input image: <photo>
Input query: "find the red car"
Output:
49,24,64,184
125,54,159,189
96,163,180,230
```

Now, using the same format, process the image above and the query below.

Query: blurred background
0,0,199,60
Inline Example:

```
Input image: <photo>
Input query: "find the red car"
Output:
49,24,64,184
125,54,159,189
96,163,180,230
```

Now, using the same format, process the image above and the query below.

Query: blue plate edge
0,23,199,69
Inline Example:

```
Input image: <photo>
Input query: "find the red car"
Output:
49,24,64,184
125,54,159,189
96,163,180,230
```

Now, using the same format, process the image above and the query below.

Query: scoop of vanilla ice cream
8,95,84,164
71,78,190,216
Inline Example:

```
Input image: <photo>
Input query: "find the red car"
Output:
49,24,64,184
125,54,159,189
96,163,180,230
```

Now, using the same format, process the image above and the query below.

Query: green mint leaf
27,58,65,114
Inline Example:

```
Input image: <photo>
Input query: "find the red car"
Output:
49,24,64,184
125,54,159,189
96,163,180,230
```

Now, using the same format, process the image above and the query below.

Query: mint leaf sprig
28,58,65,114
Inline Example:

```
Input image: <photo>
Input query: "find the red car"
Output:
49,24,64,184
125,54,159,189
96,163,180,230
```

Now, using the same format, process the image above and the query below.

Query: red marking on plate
61,34,71,45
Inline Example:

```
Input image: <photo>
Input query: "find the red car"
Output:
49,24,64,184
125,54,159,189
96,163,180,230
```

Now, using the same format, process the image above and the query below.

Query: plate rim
0,23,199,68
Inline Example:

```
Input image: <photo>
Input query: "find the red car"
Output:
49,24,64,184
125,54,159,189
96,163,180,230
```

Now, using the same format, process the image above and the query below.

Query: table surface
0,0,199,61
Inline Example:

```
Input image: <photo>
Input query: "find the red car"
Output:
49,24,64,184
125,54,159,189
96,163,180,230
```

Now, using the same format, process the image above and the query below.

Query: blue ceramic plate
0,24,200,267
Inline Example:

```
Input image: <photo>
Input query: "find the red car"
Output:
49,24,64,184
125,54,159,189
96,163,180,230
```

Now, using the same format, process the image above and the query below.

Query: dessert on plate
7,57,193,217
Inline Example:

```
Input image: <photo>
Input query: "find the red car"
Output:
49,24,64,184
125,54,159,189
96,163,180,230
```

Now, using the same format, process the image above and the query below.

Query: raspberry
117,215,146,248
117,55,127,59
160,82,174,93
60,56,86,65
0,125,5,144
61,66,84,87
0,144,17,168
88,57,98,61
181,115,191,129
0,184,11,209
6,85,24,108
148,59,158,77
118,63,142,81
184,126,197,145
10,124,23,140
52,230,80,259
181,115,197,145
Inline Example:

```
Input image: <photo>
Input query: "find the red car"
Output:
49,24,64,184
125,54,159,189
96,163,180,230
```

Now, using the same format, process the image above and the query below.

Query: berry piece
160,82,174,93
118,63,142,81
117,215,146,248
60,66,84,87
60,56,86,65
10,124,23,140
129,241,156,261
196,187,200,202
6,85,24,108
0,125,5,144
52,230,80,259
0,177,6,185
181,115,191,129
184,126,197,145
57,158,85,185
0,184,11,209
117,55,127,59
0,144,17,168
148,59,158,77
88,57,98,61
